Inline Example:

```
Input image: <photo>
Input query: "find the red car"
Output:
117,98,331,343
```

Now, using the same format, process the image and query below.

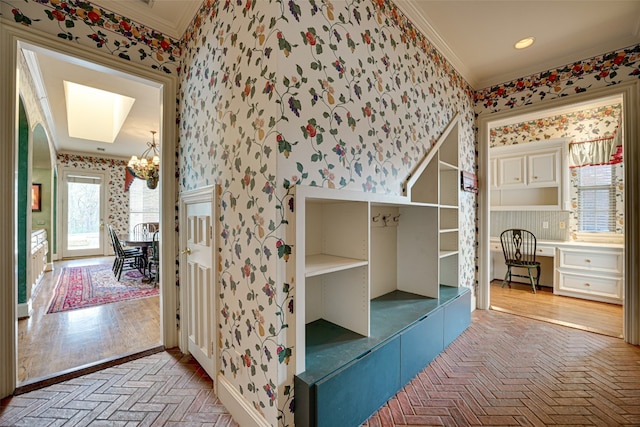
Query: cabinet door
498,156,525,187
528,151,558,186
490,158,498,189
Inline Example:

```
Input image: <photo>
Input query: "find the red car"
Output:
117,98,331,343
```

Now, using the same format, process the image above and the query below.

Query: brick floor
0,349,238,427
2,310,639,426
364,310,640,426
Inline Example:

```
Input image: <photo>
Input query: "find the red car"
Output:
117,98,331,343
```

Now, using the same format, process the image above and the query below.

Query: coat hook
393,214,400,223
381,215,390,226
372,213,380,223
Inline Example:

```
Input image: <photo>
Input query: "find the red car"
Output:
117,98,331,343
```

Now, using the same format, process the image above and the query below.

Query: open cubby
292,114,469,427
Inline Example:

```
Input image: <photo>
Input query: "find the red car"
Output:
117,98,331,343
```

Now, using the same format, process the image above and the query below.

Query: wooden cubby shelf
290,113,470,427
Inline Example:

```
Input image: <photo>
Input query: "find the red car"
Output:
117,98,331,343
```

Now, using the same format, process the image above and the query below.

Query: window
129,178,159,234
577,164,615,233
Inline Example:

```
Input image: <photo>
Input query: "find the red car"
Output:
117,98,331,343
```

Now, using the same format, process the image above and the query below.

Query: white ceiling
396,0,640,88
24,45,162,159
25,0,640,158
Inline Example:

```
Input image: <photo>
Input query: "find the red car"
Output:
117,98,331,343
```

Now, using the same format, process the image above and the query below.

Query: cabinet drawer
314,336,401,427
558,272,622,300
535,245,555,257
559,249,622,273
400,309,443,385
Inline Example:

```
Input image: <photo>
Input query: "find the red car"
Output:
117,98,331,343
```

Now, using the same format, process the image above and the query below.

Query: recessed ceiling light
514,37,535,50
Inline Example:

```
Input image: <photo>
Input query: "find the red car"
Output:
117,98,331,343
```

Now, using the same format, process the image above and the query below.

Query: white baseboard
17,300,32,319
45,262,54,272
217,374,270,427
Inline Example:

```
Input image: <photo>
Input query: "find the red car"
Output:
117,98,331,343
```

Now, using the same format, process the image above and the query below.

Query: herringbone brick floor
0,349,238,427
2,310,639,426
364,310,640,426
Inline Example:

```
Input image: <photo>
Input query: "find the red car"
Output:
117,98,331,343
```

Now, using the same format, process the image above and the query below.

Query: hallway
18,257,160,386
3,310,640,426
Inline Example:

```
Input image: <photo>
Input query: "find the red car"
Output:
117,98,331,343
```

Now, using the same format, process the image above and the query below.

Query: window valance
569,133,622,168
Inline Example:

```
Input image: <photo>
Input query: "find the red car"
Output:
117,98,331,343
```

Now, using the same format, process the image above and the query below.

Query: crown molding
393,0,478,88
90,0,200,40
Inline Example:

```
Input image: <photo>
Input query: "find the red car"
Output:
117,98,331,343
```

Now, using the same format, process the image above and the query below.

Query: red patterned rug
47,264,159,314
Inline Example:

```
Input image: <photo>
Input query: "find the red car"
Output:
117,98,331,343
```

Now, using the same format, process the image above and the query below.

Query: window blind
577,165,616,232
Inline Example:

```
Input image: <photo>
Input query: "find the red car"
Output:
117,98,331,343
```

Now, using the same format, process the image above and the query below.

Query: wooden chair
500,229,541,294
107,225,146,281
132,222,159,237
147,231,160,286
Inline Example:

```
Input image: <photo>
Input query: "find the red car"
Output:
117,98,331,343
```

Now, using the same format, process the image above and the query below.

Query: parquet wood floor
489,280,623,338
18,257,161,386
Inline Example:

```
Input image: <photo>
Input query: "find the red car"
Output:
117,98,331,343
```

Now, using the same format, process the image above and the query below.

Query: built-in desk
490,237,624,304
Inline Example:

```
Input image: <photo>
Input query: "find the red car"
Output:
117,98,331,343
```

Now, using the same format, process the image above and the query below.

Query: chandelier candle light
128,131,160,189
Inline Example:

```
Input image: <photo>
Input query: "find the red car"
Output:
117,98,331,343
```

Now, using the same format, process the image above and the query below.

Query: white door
61,170,107,258
180,188,216,380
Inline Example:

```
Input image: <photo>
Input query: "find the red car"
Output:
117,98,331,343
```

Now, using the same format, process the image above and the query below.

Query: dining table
118,232,155,279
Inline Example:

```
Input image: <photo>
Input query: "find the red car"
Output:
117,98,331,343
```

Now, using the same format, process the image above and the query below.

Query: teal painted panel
443,288,471,348
400,308,444,385
294,375,314,427
17,100,29,304
315,336,401,427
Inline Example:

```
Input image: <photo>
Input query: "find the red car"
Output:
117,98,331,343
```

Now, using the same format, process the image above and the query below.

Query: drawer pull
585,259,591,263
514,177,520,181
584,283,591,287
533,176,538,179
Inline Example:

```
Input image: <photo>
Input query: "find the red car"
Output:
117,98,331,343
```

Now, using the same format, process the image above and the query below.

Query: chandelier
128,131,160,189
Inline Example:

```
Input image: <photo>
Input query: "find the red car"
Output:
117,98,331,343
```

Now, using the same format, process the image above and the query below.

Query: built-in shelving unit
291,114,470,427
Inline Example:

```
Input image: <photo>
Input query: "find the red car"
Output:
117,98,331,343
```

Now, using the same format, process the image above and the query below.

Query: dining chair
133,222,159,237
499,228,541,294
107,224,146,281
147,231,160,286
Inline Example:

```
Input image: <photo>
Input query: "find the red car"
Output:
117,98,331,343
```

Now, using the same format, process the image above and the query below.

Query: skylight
63,81,135,143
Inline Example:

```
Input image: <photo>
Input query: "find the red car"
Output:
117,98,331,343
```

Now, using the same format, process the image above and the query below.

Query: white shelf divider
305,254,368,277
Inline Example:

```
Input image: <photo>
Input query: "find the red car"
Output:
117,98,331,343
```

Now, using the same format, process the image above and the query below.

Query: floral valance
568,133,622,168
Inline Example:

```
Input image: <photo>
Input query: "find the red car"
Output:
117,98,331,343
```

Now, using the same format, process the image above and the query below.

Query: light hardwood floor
490,280,623,338
18,257,161,385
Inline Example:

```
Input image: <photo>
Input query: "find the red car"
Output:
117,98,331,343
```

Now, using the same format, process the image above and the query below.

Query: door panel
61,170,106,258
184,199,216,378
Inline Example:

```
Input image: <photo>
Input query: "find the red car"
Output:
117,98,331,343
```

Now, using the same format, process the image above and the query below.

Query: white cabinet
28,229,48,314
528,150,558,186
497,156,525,187
490,138,568,210
490,158,498,189
556,246,623,304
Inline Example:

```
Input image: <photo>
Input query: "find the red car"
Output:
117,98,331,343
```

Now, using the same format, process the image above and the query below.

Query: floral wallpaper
0,0,181,74
489,104,624,238
179,0,475,425
10,0,640,424
489,105,623,147
56,153,131,240
179,1,284,423
475,44,640,114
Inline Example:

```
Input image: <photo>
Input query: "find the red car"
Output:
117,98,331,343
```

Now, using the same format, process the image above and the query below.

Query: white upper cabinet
490,138,569,211
497,156,525,187
527,150,558,186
